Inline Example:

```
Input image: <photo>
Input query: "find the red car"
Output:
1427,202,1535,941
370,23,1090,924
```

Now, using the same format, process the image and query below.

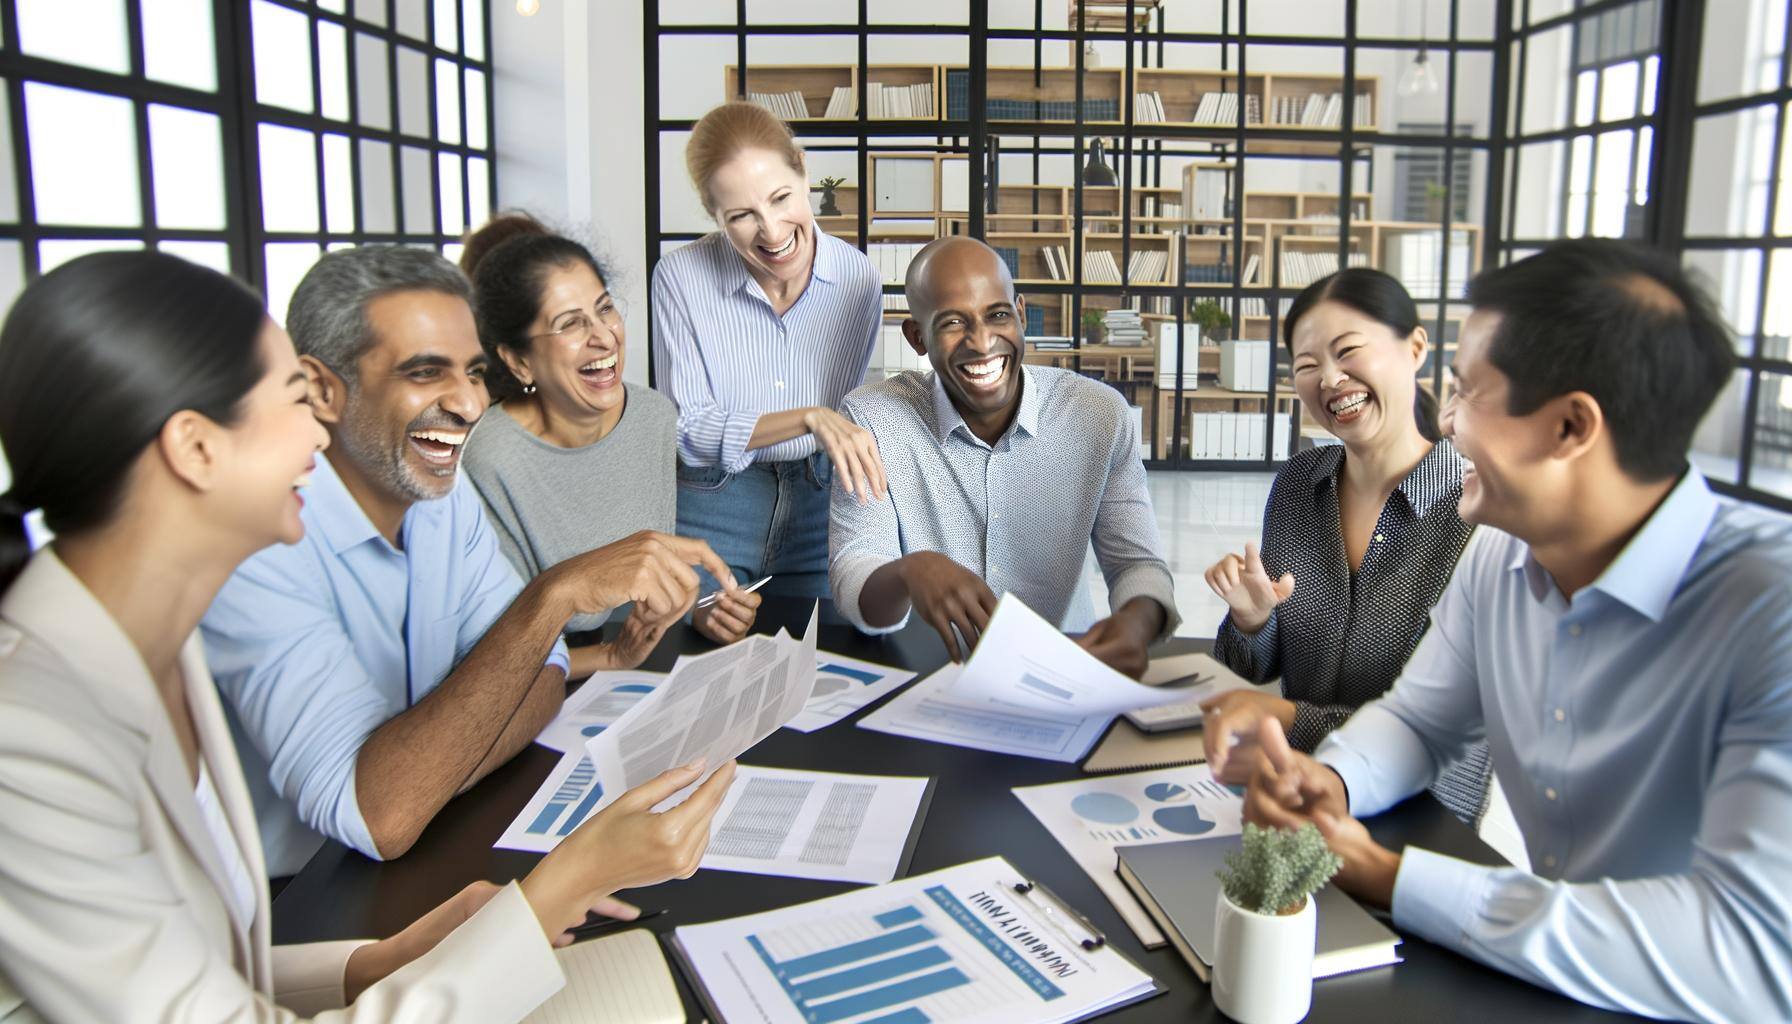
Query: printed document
535,670,665,752
857,595,1196,761
499,759,929,885
582,604,819,813
670,856,1160,1024
785,651,917,732
1012,766,1245,946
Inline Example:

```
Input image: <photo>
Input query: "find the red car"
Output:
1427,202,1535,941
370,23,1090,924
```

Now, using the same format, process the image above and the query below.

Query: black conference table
273,596,1641,1022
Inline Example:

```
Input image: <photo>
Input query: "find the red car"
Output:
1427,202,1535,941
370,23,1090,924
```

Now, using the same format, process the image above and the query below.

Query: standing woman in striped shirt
652,102,886,600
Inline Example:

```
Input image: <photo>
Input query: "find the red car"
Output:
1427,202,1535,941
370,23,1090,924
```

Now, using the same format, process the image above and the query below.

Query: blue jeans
675,453,833,599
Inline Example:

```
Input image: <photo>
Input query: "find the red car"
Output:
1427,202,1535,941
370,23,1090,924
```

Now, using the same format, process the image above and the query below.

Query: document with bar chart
1012,766,1244,947
670,856,1161,1024
496,747,610,853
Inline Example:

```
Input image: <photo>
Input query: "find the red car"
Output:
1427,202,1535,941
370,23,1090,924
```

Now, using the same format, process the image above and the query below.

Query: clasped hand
1241,717,1400,907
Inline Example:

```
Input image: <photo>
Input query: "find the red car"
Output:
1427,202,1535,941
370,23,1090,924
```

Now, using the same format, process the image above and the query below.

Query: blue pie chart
1071,792,1140,824
1152,806,1215,835
1144,782,1190,803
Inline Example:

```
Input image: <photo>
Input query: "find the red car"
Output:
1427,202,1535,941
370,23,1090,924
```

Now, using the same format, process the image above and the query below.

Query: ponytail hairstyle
685,101,806,214
0,251,267,593
1283,267,1440,442
465,218,612,404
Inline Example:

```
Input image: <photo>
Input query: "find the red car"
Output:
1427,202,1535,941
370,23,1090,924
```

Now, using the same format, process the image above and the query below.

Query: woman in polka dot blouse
1202,268,1491,824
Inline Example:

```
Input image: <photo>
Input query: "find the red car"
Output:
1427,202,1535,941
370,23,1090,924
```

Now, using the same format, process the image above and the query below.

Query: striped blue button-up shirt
650,227,882,472
1317,469,1792,1021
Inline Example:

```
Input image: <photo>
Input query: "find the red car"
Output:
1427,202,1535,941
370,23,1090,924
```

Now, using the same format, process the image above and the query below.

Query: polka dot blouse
1212,438,1492,823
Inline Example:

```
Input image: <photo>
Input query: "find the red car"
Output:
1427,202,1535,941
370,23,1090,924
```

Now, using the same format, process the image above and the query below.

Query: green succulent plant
1217,823,1343,916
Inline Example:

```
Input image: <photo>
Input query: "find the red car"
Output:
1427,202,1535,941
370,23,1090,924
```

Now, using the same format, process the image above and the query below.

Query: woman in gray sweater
461,215,761,678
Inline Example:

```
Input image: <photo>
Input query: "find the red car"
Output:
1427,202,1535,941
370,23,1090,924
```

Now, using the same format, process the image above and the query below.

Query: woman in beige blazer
0,251,735,1022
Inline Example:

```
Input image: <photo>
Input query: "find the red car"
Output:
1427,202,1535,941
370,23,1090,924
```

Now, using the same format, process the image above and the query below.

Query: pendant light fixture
1082,138,1118,187
1399,0,1442,97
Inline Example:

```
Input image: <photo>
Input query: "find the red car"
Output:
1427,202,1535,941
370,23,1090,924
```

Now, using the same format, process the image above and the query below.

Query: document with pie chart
783,651,917,733
1012,766,1244,946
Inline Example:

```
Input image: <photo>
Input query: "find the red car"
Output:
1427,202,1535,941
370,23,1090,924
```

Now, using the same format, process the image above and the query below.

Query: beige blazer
0,551,564,1022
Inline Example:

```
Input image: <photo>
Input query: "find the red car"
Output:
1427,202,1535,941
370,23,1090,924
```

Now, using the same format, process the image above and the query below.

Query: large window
0,0,493,324
1679,0,1792,511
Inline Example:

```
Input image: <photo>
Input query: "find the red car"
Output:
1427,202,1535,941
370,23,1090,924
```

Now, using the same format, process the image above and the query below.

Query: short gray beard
335,394,455,505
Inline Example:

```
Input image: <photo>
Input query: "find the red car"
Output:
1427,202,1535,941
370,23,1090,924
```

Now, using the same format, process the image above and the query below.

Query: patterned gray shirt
830,365,1179,638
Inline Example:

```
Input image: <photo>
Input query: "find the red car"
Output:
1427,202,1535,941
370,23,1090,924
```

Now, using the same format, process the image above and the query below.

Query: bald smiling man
827,237,1178,677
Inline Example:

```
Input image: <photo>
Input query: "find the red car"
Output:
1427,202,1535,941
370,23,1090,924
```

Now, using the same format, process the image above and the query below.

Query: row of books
1124,249,1172,283
866,82,934,118
1183,254,1262,286
747,91,811,120
1268,92,1375,128
1280,250,1370,287
1190,92,1262,126
1133,91,1171,123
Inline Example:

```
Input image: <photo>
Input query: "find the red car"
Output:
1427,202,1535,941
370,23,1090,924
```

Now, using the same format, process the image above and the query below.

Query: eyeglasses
531,296,627,347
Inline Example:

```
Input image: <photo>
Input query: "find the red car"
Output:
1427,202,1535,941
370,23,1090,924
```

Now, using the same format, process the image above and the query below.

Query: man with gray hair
203,246,736,877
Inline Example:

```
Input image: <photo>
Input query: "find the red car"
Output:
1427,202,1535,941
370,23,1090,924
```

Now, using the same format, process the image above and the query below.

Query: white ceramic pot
1211,888,1317,1024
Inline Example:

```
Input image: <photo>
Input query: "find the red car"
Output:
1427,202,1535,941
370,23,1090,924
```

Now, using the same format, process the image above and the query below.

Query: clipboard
662,857,1167,1024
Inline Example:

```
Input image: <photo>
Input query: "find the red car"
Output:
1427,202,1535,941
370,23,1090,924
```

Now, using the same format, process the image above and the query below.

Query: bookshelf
651,1,1498,469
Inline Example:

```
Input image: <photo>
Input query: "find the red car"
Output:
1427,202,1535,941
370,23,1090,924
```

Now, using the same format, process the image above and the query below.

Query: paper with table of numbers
583,603,819,813
522,928,683,1024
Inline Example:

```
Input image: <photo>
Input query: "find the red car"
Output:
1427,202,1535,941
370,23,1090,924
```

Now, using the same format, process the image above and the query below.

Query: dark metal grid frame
643,0,1500,471
1672,0,1792,514
0,0,495,296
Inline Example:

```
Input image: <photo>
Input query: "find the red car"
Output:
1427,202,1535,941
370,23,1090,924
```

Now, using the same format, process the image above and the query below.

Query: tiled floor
1083,469,1275,638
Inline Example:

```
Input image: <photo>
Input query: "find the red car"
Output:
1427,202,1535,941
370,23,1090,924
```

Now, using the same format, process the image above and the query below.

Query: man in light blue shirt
1244,239,1792,1021
203,247,734,876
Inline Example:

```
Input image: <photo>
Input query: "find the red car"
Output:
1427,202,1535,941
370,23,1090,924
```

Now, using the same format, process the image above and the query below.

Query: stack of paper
859,595,1196,762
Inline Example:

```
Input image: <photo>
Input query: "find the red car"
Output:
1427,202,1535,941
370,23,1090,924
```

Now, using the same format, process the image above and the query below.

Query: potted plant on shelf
811,175,847,217
1190,298,1232,344
1080,309,1105,346
1422,181,1449,224
1211,822,1343,1024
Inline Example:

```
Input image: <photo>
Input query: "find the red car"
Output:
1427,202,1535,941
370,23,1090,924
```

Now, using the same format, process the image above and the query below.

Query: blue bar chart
525,755,604,838
746,901,1007,1023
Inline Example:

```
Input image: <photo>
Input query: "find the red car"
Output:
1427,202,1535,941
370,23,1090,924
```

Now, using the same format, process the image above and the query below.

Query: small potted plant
1190,297,1232,343
1211,823,1343,1024
1080,309,1105,346
811,175,847,217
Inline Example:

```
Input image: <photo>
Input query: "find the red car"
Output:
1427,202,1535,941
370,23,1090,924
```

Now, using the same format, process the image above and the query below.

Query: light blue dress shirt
650,226,881,473
1316,469,1792,1022
830,366,1178,638
201,455,569,877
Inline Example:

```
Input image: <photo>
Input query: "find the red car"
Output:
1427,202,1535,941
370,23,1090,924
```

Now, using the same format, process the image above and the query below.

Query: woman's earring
522,380,537,394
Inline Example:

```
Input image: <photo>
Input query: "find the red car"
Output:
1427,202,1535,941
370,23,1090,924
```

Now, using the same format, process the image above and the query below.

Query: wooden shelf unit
723,63,1383,137
723,64,940,122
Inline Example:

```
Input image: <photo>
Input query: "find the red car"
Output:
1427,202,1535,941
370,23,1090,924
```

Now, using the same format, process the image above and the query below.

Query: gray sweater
461,384,678,633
